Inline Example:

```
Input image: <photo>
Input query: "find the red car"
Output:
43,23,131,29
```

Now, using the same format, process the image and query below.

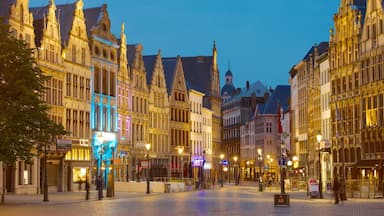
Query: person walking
333,176,340,204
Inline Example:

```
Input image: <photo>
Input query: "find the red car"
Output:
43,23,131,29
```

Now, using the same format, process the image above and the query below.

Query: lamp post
43,144,50,202
202,150,206,189
178,147,184,179
97,133,104,200
145,143,151,194
234,156,238,185
220,154,224,187
317,132,323,199
257,148,263,192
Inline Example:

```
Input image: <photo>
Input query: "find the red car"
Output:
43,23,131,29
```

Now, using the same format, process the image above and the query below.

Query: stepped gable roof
303,41,329,61
30,2,76,47
56,2,76,45
162,57,177,95
143,55,157,86
181,56,212,95
231,80,267,100
262,85,290,115
0,0,16,20
29,6,47,47
126,44,137,67
83,6,102,36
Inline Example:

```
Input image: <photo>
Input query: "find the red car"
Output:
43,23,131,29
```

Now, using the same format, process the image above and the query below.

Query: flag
277,102,283,134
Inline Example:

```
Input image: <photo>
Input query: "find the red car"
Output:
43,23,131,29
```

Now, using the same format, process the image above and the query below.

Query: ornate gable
361,0,384,53
9,0,34,27
172,56,188,98
33,0,62,64
133,44,145,71
90,4,117,44
118,23,129,81
7,0,35,48
68,0,88,43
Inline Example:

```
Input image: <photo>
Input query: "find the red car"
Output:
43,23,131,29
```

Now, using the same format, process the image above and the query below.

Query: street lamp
145,143,151,194
317,132,323,199
257,148,263,192
234,156,238,185
178,147,184,179
220,154,224,187
97,133,104,200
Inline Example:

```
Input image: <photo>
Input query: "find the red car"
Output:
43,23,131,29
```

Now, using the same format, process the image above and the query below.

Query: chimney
246,80,250,90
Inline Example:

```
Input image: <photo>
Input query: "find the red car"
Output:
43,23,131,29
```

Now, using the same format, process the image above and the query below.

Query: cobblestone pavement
0,184,383,216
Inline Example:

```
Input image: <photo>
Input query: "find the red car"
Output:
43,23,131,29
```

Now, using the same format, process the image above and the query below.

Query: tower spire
212,40,217,71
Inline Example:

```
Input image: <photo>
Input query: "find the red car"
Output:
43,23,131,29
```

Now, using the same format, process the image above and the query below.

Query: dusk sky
30,0,340,89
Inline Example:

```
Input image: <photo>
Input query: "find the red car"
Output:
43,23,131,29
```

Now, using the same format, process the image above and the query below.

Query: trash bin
164,183,171,193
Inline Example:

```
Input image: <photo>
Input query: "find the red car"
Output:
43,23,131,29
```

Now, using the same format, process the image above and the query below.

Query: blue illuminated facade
84,4,119,196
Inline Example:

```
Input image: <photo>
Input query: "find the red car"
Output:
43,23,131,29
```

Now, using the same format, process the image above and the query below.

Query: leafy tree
0,19,66,203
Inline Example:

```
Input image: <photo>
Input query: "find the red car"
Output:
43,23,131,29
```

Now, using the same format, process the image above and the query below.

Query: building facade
223,80,267,181
163,56,191,178
318,52,332,190
0,1,222,195
248,86,290,182
57,0,92,192
116,23,131,182
84,4,119,194
126,43,150,181
290,42,329,181
329,0,364,181
357,0,384,182
144,52,171,180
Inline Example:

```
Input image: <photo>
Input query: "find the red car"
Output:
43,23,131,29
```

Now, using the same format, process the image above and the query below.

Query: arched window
344,148,349,162
350,148,355,162
94,46,100,55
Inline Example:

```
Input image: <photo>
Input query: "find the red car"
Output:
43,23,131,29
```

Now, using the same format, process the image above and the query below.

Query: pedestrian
333,176,340,204
85,179,90,200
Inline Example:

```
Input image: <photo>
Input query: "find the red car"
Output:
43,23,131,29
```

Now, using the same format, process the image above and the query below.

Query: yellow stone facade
1,0,221,193
329,0,362,179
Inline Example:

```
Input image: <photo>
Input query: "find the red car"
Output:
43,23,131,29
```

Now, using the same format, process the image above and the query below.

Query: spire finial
121,22,125,32
228,59,231,70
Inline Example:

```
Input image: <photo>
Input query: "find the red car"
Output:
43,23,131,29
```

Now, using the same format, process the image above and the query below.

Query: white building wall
189,90,204,157
289,73,299,157
320,57,331,145
202,108,213,166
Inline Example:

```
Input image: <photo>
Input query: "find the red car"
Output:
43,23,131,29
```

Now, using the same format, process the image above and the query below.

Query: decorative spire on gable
119,22,129,81
213,40,217,72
